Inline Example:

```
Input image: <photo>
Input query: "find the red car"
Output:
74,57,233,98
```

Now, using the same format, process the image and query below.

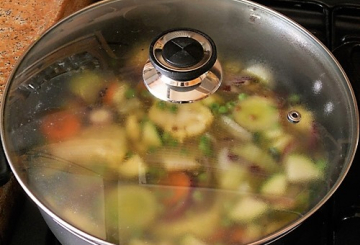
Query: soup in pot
19,57,327,245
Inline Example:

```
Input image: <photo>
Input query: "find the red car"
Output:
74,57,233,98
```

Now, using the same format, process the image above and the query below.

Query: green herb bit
147,166,167,181
147,146,158,154
141,90,151,98
180,148,189,155
162,131,171,141
192,190,204,202
210,102,220,113
316,159,327,171
288,94,301,105
220,217,233,228
226,101,236,109
125,88,136,99
156,101,167,110
268,147,280,161
125,151,134,160
131,229,144,239
162,132,179,146
238,93,248,101
197,172,208,182
218,105,229,114
140,117,149,126
253,132,262,144
199,135,213,156
169,104,179,114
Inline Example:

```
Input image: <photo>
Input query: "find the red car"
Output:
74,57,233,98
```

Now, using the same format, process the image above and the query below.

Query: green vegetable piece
316,159,327,171
199,135,212,156
169,104,179,113
288,94,301,104
152,200,221,239
218,106,229,114
69,71,105,104
285,154,323,183
119,154,147,178
116,186,158,229
156,101,167,110
238,93,248,101
231,143,279,173
260,173,287,196
162,132,179,146
226,101,236,109
268,147,280,161
218,164,247,190
180,235,208,245
125,88,136,99
210,103,220,113
142,121,162,148
228,196,268,223
233,96,280,132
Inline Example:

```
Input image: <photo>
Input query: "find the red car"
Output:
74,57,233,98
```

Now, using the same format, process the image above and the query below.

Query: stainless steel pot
1,0,358,244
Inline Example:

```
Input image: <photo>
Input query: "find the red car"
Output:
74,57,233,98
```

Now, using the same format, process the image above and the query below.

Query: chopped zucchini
242,63,273,86
228,196,268,223
142,121,162,148
285,154,323,183
116,98,142,115
128,239,154,245
223,59,243,74
116,186,158,229
231,143,279,173
218,115,253,142
126,116,162,152
119,154,147,178
147,148,200,171
180,235,208,245
218,164,248,190
233,96,279,132
69,71,105,104
126,115,141,142
260,173,287,196
201,94,224,107
242,224,263,244
152,201,221,239
271,134,295,154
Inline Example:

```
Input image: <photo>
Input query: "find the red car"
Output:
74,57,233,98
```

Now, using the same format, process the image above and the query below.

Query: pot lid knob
162,37,204,68
143,28,222,103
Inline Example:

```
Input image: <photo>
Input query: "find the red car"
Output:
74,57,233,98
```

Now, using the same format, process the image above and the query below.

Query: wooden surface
0,0,94,96
0,0,94,243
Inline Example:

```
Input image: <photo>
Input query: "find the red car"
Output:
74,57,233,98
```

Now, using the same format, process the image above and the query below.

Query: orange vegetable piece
229,227,245,243
102,82,119,105
40,110,81,142
160,171,191,206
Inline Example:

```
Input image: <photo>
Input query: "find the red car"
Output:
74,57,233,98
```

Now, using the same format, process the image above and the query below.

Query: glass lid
1,0,358,244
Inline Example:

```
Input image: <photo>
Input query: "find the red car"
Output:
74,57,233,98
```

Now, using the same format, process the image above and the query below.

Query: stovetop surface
6,0,360,244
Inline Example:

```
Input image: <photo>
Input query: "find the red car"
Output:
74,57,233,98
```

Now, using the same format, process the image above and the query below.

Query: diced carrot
159,171,191,206
102,82,119,105
211,228,227,243
40,110,81,142
229,227,245,243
